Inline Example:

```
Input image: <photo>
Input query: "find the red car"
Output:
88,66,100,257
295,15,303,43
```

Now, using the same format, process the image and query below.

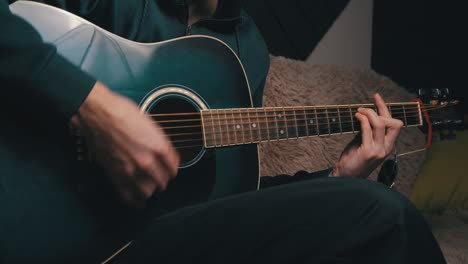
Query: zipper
186,25,192,35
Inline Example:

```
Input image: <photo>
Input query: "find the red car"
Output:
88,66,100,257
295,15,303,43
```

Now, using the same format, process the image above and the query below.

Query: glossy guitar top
3,2,260,262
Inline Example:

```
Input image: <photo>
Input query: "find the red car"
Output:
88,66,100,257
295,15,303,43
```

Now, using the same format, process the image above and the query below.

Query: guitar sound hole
148,97,204,167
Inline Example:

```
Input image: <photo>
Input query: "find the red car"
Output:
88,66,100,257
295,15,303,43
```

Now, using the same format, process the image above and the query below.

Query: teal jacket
0,0,269,121
0,0,269,262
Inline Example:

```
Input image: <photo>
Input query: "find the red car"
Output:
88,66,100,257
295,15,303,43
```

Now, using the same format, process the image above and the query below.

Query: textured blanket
259,56,426,197
259,56,467,263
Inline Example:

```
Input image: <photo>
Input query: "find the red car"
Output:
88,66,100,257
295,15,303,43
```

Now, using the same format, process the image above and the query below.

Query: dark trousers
116,175,446,263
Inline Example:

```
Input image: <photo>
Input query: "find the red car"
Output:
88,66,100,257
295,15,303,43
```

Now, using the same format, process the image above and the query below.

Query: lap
117,177,413,263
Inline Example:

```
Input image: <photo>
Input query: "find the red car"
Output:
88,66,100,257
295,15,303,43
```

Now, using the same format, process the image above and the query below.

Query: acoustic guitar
4,2,423,262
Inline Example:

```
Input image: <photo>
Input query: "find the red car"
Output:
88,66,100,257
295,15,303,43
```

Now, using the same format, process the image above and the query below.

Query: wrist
70,82,111,125
330,165,340,177
79,82,111,114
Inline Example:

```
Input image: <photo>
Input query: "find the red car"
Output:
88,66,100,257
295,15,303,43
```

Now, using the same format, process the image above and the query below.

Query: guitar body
3,2,259,261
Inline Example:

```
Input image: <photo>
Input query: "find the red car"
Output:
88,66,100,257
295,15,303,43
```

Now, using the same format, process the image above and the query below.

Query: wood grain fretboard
201,102,422,148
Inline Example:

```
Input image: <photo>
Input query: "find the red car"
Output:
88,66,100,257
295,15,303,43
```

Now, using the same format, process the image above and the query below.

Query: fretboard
201,102,422,148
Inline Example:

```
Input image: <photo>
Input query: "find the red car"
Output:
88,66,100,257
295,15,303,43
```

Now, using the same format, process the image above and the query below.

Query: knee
343,178,414,219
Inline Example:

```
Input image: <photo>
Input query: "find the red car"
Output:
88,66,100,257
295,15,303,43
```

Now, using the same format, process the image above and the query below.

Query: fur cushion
259,56,426,197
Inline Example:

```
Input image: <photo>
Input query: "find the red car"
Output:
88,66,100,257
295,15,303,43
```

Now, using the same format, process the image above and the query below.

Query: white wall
306,0,373,69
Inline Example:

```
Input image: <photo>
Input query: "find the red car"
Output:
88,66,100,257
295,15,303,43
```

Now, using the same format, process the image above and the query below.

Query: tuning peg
431,88,441,99
418,88,426,97
441,88,450,95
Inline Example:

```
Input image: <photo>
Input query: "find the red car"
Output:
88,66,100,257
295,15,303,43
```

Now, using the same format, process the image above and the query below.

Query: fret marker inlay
201,102,421,148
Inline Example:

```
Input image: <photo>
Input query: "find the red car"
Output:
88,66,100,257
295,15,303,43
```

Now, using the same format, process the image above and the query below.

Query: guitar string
151,108,429,122
159,113,421,138
152,106,433,121
152,113,422,129
152,110,423,124
147,105,449,117
164,115,421,145
145,102,448,117
74,110,429,150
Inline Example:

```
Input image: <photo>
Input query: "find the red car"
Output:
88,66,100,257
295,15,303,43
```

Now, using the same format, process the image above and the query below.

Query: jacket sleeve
0,0,96,121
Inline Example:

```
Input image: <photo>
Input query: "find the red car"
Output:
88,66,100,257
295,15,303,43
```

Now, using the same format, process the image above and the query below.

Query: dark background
372,1,465,114
244,1,465,114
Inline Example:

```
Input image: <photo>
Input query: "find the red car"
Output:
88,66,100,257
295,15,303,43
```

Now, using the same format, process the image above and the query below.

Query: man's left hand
331,93,404,178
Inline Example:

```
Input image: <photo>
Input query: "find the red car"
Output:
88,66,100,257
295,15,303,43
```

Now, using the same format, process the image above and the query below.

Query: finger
167,145,180,178
383,117,404,150
156,141,180,179
358,107,385,145
134,170,158,199
374,93,392,118
149,122,179,177
355,112,372,146
145,156,171,192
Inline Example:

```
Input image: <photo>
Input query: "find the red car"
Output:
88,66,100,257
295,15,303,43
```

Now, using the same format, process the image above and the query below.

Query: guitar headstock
417,88,463,141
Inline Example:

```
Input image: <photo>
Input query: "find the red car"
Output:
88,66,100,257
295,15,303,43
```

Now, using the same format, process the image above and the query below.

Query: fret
315,107,329,135
272,108,280,140
337,107,343,133
254,108,263,142
263,108,271,141
293,107,307,137
229,109,239,144
403,103,421,126
282,108,290,138
284,107,298,138
222,110,231,145
293,108,299,137
237,109,247,144
200,111,210,147
302,107,309,136
327,107,341,134
216,110,225,146
246,109,255,143
250,109,261,142
275,108,288,139
240,109,252,143
313,107,320,135
304,107,318,136
265,108,279,141
203,111,217,147
389,104,406,127
209,110,219,147
348,105,355,133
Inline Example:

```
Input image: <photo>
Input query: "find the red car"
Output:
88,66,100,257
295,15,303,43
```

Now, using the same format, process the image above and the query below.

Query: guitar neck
201,102,422,148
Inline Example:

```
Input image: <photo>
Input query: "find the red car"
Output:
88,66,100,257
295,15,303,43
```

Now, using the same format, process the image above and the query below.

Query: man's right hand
70,82,180,208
